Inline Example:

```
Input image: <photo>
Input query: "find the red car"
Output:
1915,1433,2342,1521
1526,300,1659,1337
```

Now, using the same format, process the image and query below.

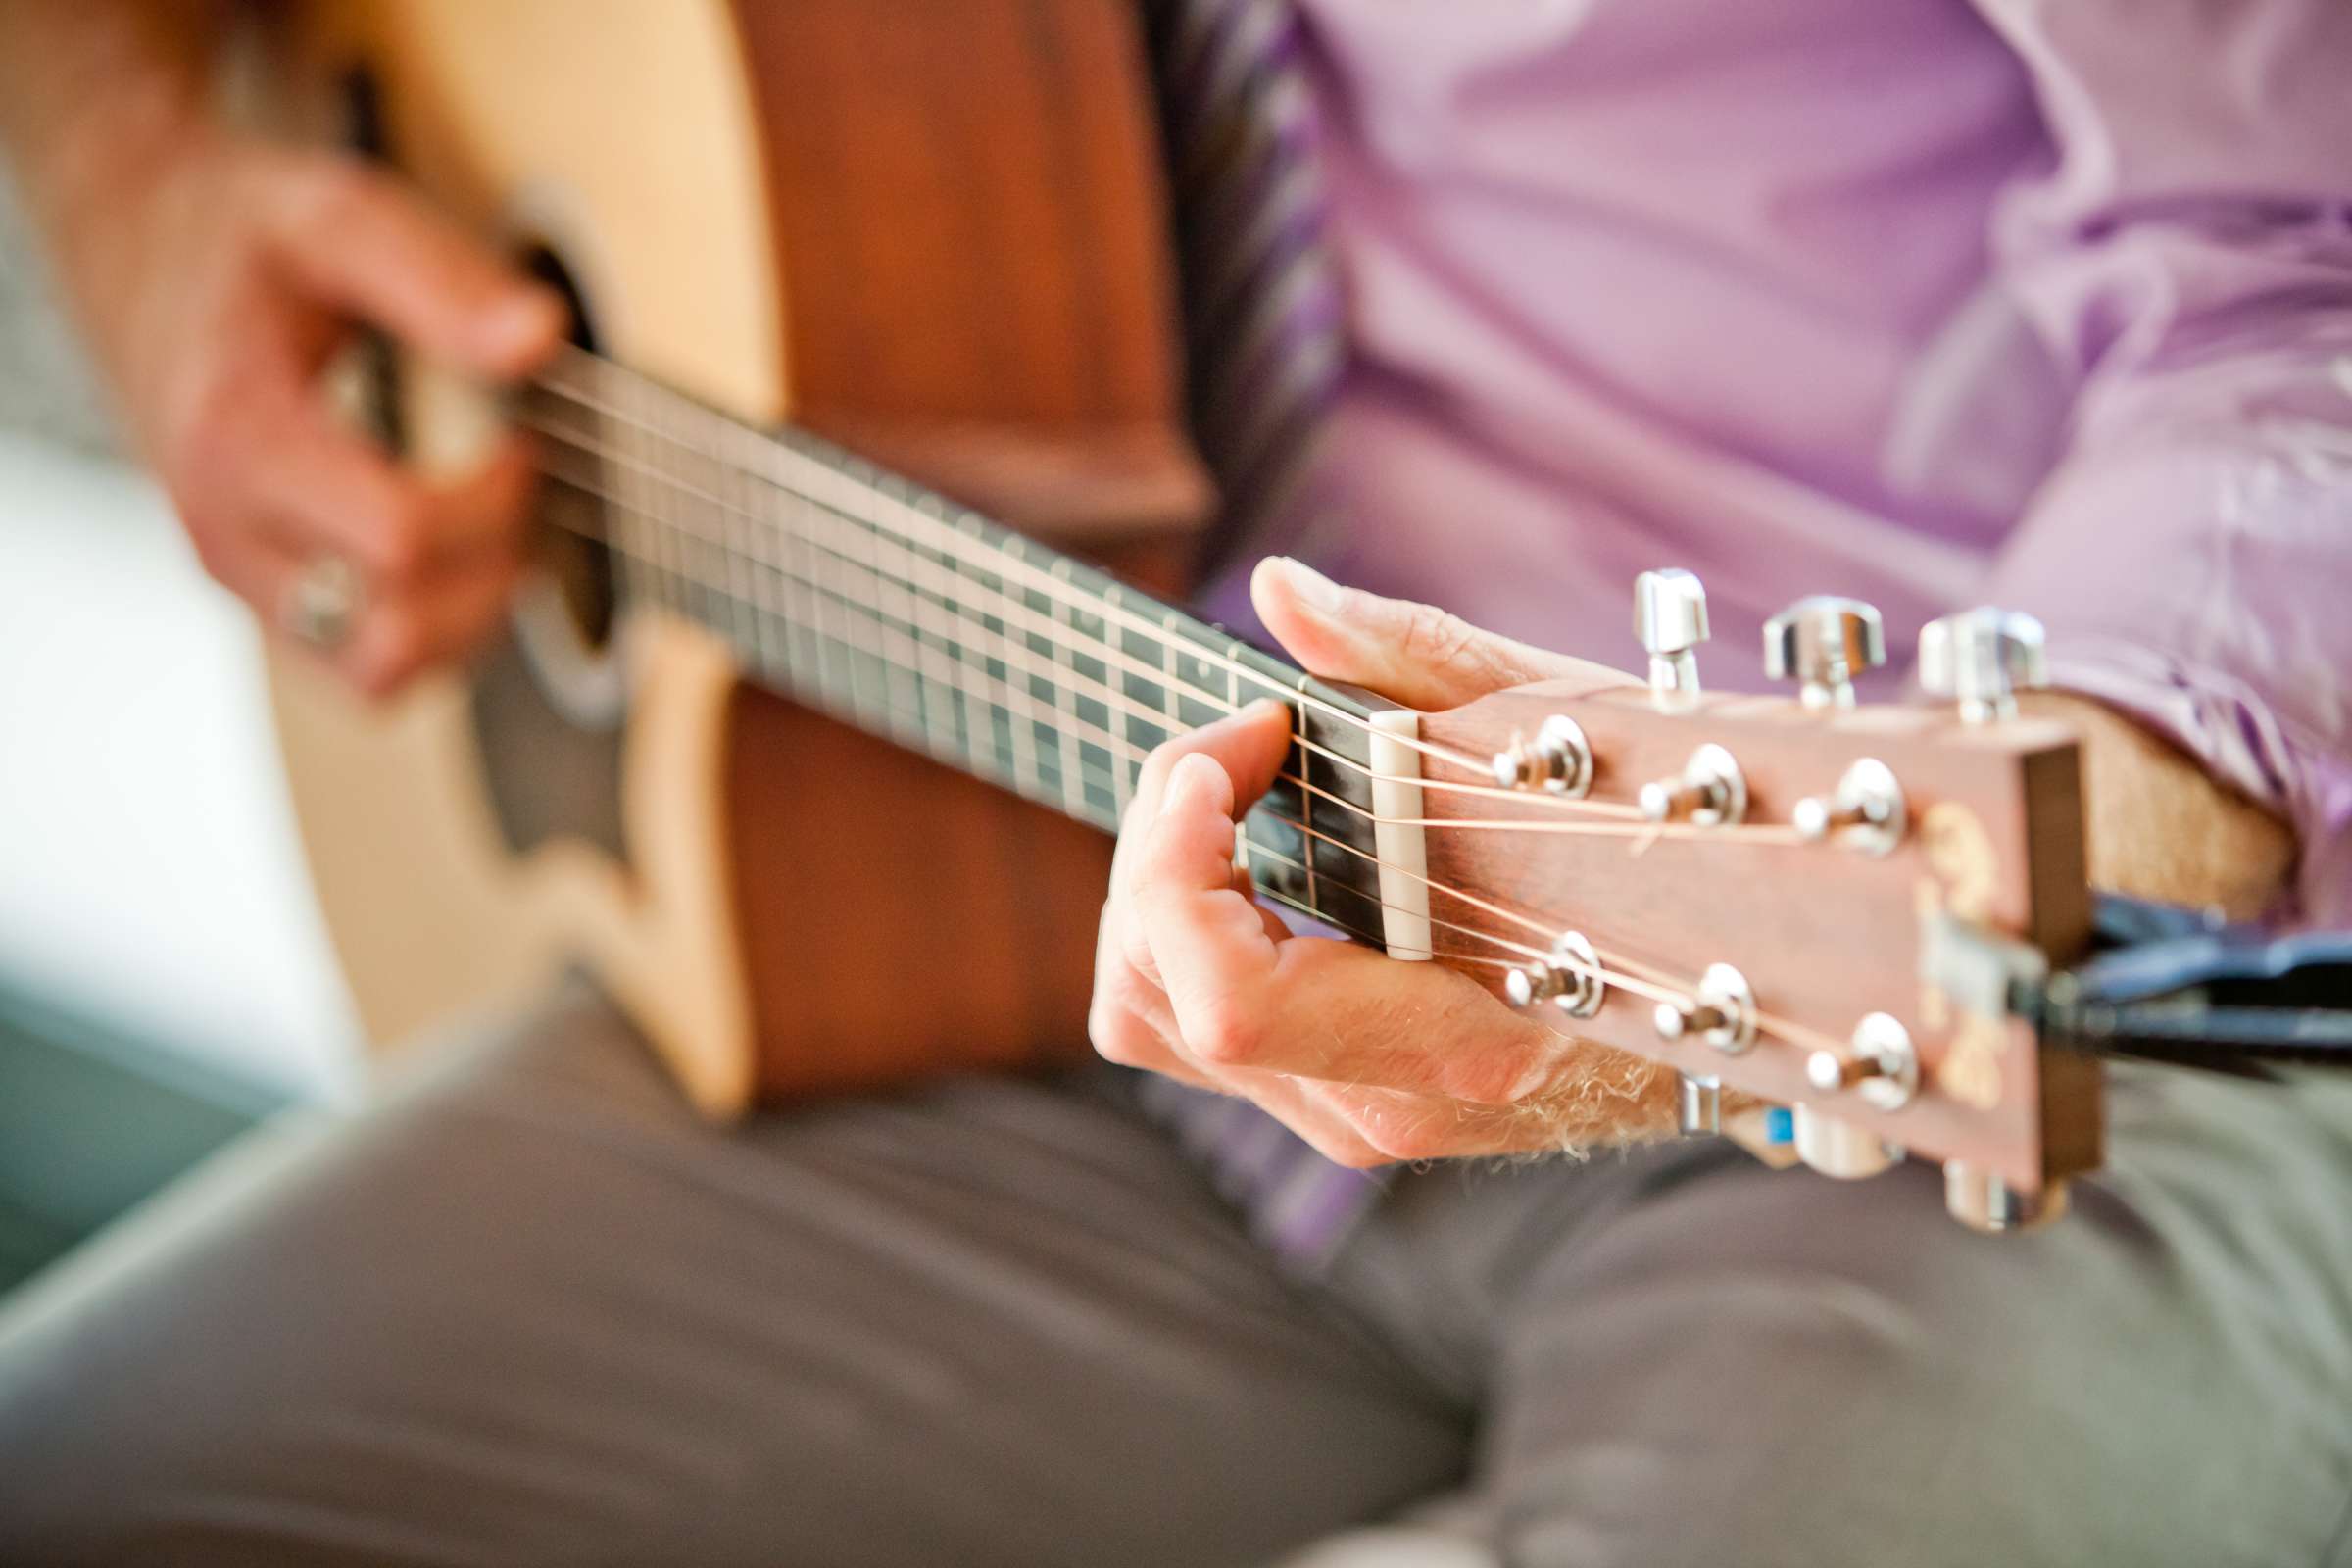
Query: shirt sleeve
1970,0,2352,921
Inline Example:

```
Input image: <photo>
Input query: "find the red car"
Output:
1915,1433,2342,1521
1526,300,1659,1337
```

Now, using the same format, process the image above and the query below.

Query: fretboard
518,348,1402,949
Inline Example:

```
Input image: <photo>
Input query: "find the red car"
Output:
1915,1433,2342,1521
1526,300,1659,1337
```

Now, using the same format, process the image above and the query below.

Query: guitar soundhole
521,247,618,653
466,244,629,863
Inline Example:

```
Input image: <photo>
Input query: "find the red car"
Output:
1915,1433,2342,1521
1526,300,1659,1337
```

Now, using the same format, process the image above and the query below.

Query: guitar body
268,0,1207,1113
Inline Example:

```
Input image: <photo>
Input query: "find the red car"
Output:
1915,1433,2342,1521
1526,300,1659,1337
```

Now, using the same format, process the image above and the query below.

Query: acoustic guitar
262,0,2096,1232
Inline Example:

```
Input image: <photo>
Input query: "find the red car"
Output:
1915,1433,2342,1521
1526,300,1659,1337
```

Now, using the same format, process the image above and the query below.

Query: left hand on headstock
1087,557,1678,1165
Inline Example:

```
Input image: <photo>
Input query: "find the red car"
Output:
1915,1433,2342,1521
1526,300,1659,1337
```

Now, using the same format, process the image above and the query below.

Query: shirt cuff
2046,637,2352,926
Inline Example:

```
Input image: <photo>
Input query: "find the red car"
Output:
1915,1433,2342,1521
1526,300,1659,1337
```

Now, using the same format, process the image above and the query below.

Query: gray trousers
2,980,2350,1567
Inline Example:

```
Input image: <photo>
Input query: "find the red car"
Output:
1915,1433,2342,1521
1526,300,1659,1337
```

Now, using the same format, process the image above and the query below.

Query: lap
0,980,1461,1568
8,980,2349,1568
1341,1064,2352,1567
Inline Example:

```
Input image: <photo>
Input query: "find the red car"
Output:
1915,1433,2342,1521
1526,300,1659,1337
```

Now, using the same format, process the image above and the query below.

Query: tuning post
1504,930,1605,1018
1489,713,1594,798
1792,1105,1901,1179
1633,568,1709,709
1803,1012,1920,1112
1638,742,1746,827
1917,606,2048,724
1678,1073,1724,1135
1651,961,1755,1054
1763,595,1886,710
1791,757,1906,855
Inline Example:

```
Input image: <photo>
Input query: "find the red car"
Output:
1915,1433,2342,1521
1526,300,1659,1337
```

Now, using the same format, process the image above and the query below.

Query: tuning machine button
1792,1105,1900,1179
1792,757,1906,855
1944,1161,2070,1233
1638,742,1746,827
1490,713,1593,798
1652,962,1755,1054
1763,595,1886,710
1918,607,2047,724
1634,568,1709,708
1504,930,1605,1018
1803,1012,1920,1112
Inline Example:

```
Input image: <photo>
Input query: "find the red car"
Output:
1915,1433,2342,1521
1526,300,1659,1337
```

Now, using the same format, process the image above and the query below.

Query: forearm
0,2,221,220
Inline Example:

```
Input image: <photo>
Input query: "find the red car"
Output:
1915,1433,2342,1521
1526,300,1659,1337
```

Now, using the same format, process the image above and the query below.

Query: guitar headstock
1418,577,2094,1231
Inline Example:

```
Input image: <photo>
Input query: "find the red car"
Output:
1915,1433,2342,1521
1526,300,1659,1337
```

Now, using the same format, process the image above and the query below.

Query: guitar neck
518,348,1409,950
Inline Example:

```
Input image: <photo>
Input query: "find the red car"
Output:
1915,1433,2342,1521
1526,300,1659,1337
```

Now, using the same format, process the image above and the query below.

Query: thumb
1250,556,1612,710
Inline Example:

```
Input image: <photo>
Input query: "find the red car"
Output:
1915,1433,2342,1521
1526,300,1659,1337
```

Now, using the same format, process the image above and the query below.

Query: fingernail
1159,752,1219,817
1275,556,1345,613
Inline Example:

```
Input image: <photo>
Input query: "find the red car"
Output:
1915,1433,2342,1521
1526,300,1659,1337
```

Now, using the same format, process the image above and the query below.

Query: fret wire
1102,583,1138,818
993,529,1024,797
1050,557,1089,822
1296,686,1318,915
948,500,1057,796
737,421,786,702
993,528,1043,799
803,467,857,721
791,484,843,721
858,480,925,754
529,358,1494,779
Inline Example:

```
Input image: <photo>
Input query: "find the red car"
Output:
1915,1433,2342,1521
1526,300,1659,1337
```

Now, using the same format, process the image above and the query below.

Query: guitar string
518,408,1814,849
534,426,1814,855
550,424,1735,1020
1223,849,1525,973
518,362,1851,1058
1236,839,1793,1057
531,351,1514,782
520,380,1612,813
1267,810,1700,1011
536,356,1497,779
661,470,1839,1046
625,588,1696,1014
528,373,1839,867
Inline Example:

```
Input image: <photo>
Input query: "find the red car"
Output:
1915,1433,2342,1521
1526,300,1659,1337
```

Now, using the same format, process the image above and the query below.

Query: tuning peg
1917,607,2047,724
1633,568,1708,707
1489,713,1594,798
1638,742,1746,827
1944,1161,2070,1233
1763,595,1885,710
1802,1012,1919,1111
1650,962,1755,1053
1504,930,1605,1017
1791,757,1906,855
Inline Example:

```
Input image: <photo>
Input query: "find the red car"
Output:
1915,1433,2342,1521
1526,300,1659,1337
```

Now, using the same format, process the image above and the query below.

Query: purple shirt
1201,0,2352,922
